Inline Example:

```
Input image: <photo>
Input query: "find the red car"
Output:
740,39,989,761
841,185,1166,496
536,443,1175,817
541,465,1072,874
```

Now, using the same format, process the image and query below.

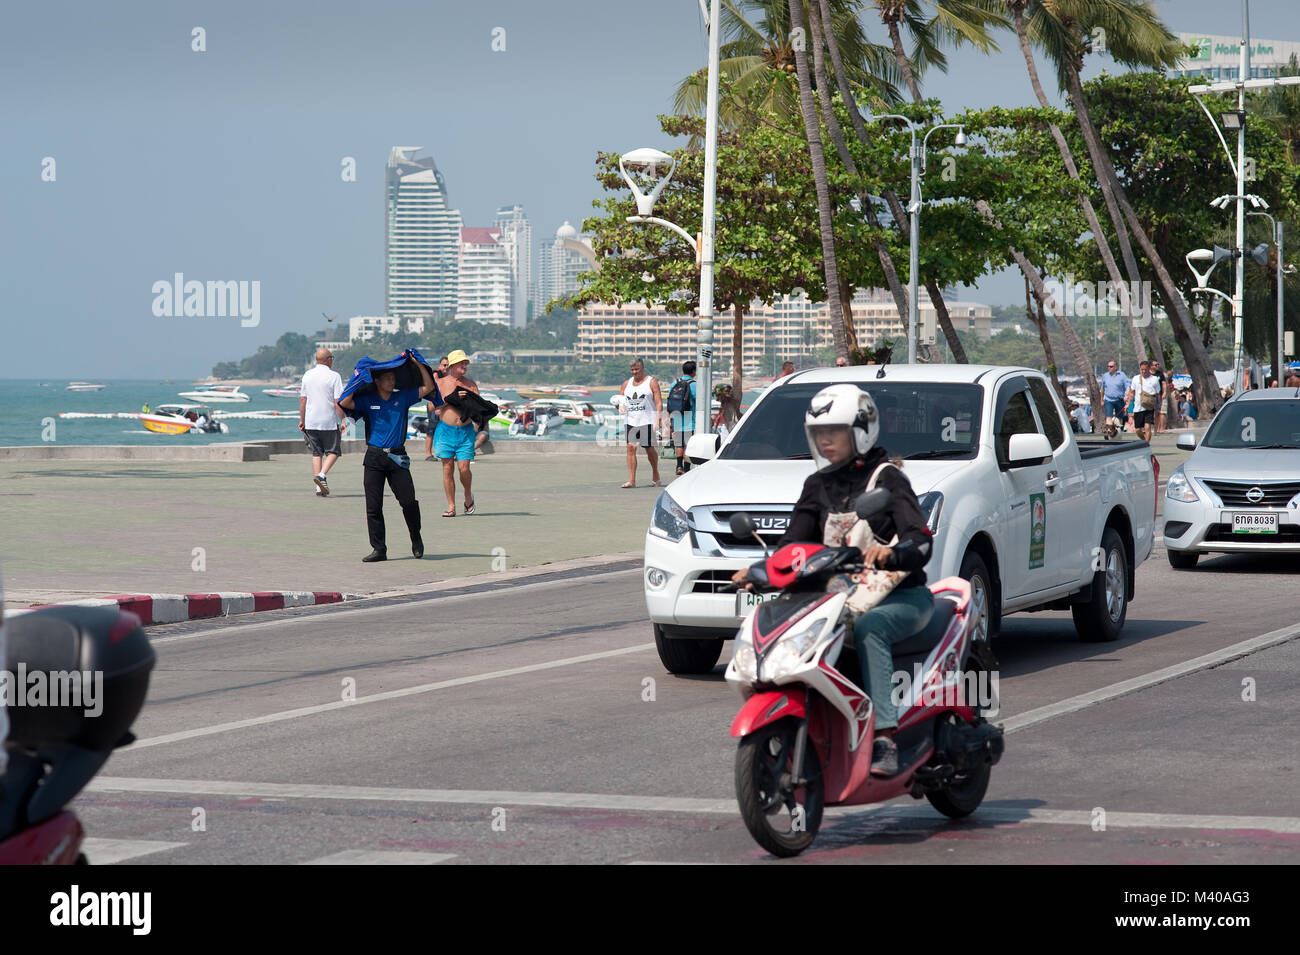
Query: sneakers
870,736,898,776
313,474,329,496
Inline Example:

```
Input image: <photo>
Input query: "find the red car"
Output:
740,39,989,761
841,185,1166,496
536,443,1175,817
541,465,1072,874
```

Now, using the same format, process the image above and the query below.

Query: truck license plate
737,591,780,613
1229,512,1277,534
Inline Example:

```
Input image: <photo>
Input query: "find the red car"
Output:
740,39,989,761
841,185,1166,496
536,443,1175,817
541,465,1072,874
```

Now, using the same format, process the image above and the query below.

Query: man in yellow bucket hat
432,349,481,516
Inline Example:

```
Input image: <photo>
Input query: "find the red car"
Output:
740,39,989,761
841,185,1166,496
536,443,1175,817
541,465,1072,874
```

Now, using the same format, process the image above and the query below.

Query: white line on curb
127,643,656,747
85,777,1300,835
1000,620,1300,734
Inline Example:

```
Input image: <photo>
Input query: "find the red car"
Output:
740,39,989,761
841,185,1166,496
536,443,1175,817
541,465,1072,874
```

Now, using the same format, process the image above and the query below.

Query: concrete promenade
0,424,1201,615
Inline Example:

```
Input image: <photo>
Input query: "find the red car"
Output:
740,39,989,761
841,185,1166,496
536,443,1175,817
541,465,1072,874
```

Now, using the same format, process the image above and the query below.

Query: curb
5,590,352,625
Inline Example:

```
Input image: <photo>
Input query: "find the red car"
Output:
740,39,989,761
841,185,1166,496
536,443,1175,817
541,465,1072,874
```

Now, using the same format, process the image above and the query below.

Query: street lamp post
619,0,720,435
868,113,965,364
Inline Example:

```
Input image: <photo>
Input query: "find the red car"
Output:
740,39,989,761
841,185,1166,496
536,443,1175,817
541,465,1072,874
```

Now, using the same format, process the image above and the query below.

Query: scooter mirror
729,512,757,539
854,488,892,520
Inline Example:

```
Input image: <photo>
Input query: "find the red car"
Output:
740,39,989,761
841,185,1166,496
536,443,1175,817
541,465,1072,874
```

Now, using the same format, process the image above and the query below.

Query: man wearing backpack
666,360,698,476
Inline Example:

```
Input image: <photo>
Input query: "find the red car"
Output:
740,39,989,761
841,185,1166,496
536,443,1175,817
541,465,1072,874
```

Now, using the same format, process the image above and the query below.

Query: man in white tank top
620,358,663,488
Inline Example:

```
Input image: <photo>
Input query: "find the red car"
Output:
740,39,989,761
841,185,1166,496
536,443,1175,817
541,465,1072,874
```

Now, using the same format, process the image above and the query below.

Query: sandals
442,507,456,518
620,481,635,488
464,496,476,514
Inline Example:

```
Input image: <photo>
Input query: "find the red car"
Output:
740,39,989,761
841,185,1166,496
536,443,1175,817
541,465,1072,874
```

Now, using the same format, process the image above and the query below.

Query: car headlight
917,491,944,534
1166,468,1199,503
762,622,824,681
731,642,758,682
648,491,690,542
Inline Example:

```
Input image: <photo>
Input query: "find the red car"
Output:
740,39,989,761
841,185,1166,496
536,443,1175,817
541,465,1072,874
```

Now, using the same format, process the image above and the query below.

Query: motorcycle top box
3,605,155,750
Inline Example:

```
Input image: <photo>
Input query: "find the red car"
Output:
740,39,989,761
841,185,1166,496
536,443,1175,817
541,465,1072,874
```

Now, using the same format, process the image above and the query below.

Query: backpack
666,377,694,414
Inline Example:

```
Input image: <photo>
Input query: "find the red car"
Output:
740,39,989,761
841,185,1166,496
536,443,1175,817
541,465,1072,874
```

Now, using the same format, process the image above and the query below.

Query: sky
1,0,1295,378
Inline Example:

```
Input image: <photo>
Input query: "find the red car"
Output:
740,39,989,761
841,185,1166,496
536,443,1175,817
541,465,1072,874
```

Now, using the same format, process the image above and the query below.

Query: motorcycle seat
891,595,957,658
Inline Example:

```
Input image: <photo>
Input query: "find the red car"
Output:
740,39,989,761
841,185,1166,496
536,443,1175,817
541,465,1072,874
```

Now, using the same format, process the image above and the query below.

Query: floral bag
825,462,910,616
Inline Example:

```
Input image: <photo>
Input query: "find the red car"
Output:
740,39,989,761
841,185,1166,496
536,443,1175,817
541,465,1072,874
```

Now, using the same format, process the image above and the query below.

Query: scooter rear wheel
735,718,823,857
926,759,991,819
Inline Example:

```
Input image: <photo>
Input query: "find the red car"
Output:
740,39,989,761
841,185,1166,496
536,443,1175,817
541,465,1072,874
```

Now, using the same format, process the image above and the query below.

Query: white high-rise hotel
456,227,515,325
385,147,463,321
494,204,532,327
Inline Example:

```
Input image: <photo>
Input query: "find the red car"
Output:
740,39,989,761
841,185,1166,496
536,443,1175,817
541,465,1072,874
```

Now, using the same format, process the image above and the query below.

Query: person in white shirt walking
299,348,347,496
619,358,663,488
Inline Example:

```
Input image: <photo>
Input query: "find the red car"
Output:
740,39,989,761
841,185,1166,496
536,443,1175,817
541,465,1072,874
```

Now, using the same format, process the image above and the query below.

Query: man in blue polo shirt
339,352,437,562
1100,360,1130,434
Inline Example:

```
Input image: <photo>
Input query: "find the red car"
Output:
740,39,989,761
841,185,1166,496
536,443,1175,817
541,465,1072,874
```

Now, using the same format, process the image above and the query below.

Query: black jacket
777,446,933,588
443,389,500,431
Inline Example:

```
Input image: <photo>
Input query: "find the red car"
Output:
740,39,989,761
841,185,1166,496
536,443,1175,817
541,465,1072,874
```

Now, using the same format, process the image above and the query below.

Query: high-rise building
385,147,463,322
494,204,532,328
456,227,514,325
540,221,594,309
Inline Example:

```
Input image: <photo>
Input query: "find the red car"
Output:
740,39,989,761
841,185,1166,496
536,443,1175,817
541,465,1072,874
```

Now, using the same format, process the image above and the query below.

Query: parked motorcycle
725,489,1004,857
0,605,155,865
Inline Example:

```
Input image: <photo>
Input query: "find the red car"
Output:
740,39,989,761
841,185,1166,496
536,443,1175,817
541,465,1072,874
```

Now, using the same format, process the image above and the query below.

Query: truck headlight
1166,468,1199,503
649,491,690,542
917,491,944,534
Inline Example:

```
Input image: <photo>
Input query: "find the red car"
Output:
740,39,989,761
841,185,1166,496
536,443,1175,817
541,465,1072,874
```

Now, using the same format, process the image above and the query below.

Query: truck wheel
1167,549,1198,570
1073,527,1127,642
654,624,723,674
959,551,999,641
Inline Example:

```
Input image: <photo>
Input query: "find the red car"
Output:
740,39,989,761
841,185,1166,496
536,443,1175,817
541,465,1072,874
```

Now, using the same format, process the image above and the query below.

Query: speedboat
549,398,602,425
262,387,301,399
177,384,251,403
140,404,228,435
508,404,565,437
560,385,592,398
65,382,106,392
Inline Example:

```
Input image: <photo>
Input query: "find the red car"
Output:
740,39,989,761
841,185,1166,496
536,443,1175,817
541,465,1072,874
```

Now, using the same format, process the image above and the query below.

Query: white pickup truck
643,364,1159,673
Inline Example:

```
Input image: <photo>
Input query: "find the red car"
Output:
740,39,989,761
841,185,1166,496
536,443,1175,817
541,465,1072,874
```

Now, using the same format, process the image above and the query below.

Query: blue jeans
852,585,935,731
1104,397,1126,420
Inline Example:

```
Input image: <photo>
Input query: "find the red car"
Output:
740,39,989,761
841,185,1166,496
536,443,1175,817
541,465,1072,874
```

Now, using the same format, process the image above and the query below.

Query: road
70,542,1299,864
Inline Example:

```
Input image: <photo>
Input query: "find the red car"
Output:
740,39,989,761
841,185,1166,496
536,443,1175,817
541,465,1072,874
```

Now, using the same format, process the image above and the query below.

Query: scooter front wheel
735,718,823,858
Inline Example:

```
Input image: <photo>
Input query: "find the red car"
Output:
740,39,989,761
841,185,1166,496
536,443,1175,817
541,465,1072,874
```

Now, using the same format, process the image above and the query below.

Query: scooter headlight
762,622,824,681
731,642,758,682
1166,467,1200,503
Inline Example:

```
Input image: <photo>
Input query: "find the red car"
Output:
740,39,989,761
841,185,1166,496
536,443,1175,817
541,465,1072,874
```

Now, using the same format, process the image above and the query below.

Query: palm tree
1028,0,1222,415
788,0,848,361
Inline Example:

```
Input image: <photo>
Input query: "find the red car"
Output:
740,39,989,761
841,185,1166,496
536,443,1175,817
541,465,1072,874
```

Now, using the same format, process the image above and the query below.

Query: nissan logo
1246,486,1265,504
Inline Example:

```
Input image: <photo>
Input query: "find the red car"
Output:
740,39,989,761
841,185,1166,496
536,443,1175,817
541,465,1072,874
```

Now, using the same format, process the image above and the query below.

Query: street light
1219,109,1246,130
866,110,965,364
619,0,720,435
1247,209,1286,379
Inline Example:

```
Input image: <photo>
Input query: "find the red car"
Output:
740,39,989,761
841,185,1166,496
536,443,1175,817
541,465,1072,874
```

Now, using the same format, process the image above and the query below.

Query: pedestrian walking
666,360,697,476
299,348,346,497
424,355,449,461
1149,359,1169,433
338,351,437,562
619,358,662,488
432,350,482,516
1099,360,1130,431
1125,360,1160,442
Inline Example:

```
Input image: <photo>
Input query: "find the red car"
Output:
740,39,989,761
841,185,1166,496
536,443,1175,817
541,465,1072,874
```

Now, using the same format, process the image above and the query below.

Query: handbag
1139,387,1156,411
828,463,910,616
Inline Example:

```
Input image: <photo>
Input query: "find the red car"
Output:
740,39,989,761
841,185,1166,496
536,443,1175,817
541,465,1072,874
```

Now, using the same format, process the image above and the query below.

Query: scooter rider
731,384,934,776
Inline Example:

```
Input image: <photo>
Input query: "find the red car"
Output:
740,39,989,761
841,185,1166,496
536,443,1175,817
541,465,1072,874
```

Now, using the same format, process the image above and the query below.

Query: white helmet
805,384,880,469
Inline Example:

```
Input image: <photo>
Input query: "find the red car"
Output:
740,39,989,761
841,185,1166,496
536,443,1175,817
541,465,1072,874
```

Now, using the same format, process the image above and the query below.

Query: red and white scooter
725,490,1004,857
0,605,155,864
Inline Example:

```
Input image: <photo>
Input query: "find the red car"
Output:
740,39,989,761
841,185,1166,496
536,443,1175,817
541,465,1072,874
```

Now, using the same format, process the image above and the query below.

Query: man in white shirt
299,348,347,496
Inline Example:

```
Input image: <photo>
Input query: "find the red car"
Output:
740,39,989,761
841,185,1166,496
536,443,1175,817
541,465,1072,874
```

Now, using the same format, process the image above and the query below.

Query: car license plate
1229,512,1278,534
737,590,780,614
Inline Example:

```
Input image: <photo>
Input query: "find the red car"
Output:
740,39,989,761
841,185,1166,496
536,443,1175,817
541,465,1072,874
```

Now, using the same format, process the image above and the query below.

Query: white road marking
300,850,457,865
1000,621,1300,734
148,567,641,646
85,777,1300,834
128,643,656,749
80,837,187,864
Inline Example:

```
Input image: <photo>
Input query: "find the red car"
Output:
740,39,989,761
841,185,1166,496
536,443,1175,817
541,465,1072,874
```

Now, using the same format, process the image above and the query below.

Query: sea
1,379,750,448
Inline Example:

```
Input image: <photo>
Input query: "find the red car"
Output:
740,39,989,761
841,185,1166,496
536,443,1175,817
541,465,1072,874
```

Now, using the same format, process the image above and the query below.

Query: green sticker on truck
1029,493,1046,568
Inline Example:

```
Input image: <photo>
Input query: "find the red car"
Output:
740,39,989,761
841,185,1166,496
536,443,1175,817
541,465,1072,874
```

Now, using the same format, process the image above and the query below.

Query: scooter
724,489,1004,857
0,605,155,864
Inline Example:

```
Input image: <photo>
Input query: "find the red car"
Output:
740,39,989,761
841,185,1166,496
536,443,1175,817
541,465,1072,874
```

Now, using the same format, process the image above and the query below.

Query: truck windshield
719,381,984,460
1201,399,1300,449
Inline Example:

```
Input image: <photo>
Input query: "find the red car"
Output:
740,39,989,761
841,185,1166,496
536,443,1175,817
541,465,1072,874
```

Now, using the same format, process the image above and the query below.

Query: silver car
1163,389,1300,568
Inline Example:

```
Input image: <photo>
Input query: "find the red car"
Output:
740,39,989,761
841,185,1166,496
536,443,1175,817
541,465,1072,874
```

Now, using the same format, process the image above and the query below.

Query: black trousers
363,446,421,552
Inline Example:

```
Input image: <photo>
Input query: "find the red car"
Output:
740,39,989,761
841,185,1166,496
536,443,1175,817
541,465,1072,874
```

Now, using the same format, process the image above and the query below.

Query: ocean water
1,379,743,448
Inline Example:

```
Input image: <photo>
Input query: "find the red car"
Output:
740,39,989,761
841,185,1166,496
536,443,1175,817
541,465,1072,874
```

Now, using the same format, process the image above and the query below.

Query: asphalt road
72,542,1300,865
